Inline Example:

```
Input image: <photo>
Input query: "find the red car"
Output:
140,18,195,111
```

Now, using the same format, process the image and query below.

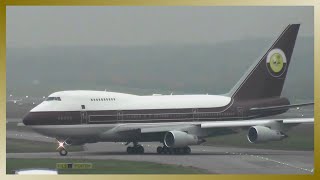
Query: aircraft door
237,107,244,119
117,111,123,123
80,111,88,124
192,108,199,121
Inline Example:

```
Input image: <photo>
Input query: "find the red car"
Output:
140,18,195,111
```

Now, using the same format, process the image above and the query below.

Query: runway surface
7,129,314,174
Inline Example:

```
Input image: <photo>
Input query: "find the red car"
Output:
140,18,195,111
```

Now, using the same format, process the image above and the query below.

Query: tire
157,146,163,154
174,148,181,155
137,146,144,154
185,146,191,154
127,146,133,154
59,148,68,156
162,147,168,154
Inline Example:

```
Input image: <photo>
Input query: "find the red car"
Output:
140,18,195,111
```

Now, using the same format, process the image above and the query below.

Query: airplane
21,24,314,156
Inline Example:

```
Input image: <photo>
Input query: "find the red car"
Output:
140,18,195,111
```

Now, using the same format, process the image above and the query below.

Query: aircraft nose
22,113,32,126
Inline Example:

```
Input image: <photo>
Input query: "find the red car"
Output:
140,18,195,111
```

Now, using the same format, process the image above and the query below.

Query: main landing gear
157,146,191,155
126,142,144,154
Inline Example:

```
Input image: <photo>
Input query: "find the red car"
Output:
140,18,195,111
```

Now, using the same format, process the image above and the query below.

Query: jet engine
164,131,200,148
247,126,287,143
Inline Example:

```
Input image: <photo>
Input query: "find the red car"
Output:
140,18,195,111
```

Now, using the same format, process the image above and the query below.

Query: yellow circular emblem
269,53,284,73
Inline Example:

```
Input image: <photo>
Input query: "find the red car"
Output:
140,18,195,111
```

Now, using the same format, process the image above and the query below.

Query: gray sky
7,6,313,47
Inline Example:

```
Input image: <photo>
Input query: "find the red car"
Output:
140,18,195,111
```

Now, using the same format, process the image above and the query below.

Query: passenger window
45,97,54,101
81,105,85,109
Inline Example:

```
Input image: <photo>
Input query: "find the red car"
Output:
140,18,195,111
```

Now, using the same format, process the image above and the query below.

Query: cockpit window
45,97,61,101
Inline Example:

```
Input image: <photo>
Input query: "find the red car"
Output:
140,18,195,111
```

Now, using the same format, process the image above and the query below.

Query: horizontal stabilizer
249,102,314,112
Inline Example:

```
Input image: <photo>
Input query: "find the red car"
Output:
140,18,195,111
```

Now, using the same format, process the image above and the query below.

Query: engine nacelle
247,126,287,143
164,131,200,148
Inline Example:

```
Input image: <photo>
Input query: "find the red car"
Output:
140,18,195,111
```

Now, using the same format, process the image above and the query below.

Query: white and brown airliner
22,24,314,156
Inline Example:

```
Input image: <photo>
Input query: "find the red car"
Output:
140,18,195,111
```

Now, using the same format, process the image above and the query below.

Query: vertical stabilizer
228,24,300,101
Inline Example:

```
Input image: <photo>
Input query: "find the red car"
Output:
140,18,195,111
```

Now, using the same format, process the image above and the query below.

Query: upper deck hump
32,91,232,112
49,90,138,98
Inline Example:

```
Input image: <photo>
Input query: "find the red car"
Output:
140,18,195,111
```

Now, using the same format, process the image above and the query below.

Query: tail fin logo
266,48,287,77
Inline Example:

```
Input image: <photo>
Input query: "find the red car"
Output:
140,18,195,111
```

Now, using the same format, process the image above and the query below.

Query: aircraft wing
200,118,313,129
114,124,194,134
249,102,314,112
113,118,313,134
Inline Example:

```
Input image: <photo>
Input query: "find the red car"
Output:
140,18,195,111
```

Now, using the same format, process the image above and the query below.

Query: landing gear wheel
137,145,144,154
127,146,133,154
158,145,191,155
59,148,68,156
127,145,144,154
174,148,181,154
183,146,191,154
157,146,163,154
162,146,168,154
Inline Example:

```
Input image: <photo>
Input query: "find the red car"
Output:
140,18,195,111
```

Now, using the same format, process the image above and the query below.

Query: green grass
6,138,83,153
204,125,313,151
6,158,208,174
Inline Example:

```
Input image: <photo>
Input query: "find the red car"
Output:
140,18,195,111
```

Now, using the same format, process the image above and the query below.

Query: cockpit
45,97,61,101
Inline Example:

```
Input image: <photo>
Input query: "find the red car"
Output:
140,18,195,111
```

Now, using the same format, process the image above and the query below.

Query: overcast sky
7,6,313,47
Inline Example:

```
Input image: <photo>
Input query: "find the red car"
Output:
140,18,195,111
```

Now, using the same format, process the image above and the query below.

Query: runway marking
129,144,313,174
250,155,313,173
187,146,313,173
226,151,313,173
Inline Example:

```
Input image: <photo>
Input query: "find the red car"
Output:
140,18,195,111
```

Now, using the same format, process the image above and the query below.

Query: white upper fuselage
31,90,232,112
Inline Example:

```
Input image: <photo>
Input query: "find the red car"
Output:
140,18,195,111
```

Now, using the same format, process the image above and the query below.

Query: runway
7,129,314,174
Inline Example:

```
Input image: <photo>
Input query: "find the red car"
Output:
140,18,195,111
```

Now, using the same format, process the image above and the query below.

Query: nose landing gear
56,139,69,156
59,148,68,156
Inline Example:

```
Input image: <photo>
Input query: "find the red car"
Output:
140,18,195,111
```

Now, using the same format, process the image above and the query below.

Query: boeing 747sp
22,24,314,156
